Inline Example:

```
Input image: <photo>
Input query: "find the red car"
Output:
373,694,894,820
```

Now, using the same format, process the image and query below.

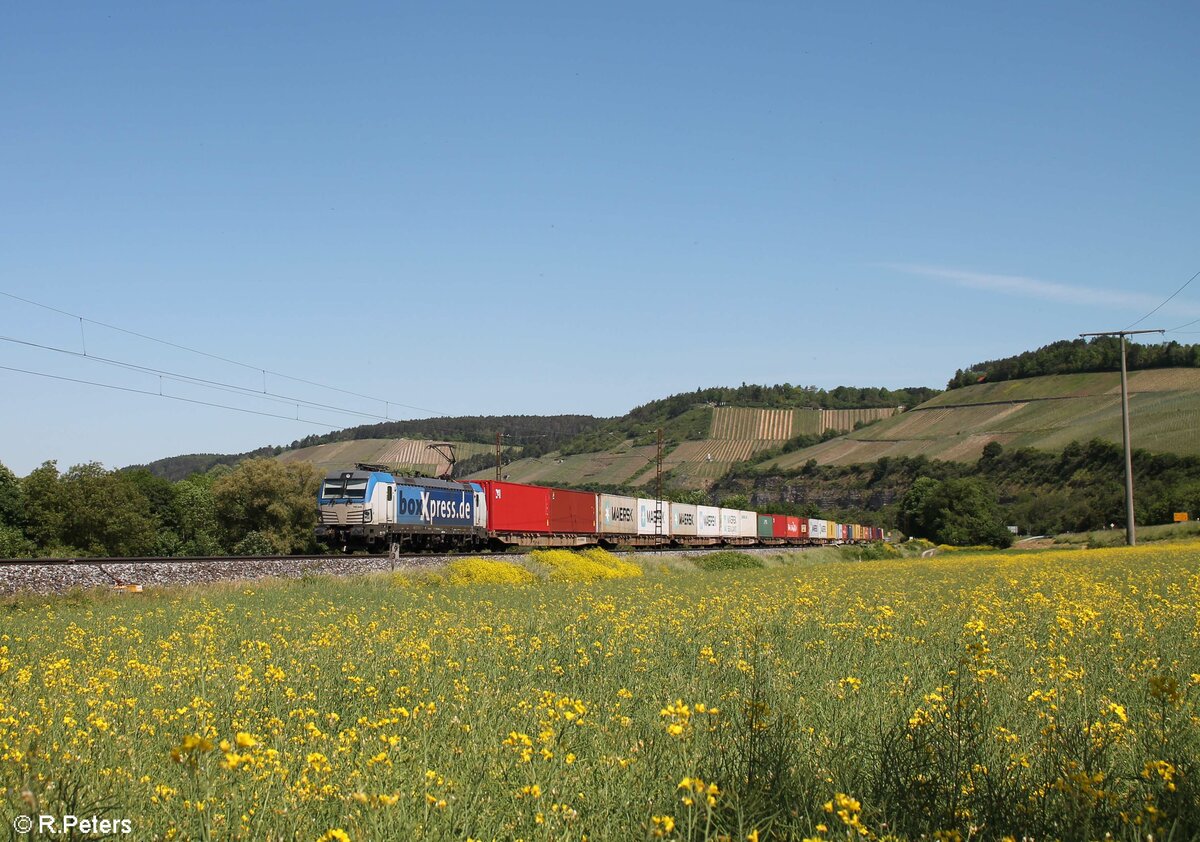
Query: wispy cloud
884,264,1200,320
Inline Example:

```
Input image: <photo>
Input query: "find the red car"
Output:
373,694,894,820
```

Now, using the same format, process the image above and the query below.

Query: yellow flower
306,752,331,773
651,815,676,837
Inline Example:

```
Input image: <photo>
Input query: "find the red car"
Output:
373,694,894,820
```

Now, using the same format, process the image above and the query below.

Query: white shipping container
637,498,670,536
737,510,757,538
696,505,721,537
719,508,740,538
598,494,638,535
671,503,698,536
810,519,827,540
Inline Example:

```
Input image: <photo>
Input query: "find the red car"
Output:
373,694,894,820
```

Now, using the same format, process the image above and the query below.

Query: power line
1164,315,1200,333
0,364,341,428
1123,268,1200,331
0,334,398,423
0,290,444,416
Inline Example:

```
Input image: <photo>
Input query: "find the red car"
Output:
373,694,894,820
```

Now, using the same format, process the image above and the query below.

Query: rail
0,542,813,567
0,553,387,567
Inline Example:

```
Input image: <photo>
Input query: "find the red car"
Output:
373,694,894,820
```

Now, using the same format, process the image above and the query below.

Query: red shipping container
785,516,800,538
771,514,789,538
549,488,598,533
473,480,551,533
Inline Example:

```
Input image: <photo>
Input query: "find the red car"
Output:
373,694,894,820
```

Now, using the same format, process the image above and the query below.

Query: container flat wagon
316,468,886,552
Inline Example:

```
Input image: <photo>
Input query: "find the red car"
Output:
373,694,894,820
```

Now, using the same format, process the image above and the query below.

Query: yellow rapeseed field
1,543,1199,840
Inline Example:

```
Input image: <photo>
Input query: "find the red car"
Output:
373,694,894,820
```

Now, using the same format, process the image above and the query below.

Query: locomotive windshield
320,478,368,500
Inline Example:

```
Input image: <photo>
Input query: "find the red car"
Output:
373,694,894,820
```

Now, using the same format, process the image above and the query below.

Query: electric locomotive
315,468,487,552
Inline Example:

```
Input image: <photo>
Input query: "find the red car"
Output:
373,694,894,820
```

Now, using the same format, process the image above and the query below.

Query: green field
2,543,1198,839
467,445,660,487
486,406,904,490
275,369,1200,483
766,368,1200,468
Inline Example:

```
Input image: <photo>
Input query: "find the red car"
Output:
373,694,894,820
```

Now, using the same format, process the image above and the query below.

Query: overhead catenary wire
0,290,444,416
0,334,399,423
1123,267,1200,331
0,364,341,428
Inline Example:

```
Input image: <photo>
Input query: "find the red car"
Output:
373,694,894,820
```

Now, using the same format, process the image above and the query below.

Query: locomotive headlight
363,509,372,522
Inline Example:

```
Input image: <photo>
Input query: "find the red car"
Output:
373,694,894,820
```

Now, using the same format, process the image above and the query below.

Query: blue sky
2,2,1198,475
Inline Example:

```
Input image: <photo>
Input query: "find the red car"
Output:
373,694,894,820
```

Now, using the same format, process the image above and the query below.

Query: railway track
0,551,444,596
0,543,801,567
0,545,819,597
0,552,404,567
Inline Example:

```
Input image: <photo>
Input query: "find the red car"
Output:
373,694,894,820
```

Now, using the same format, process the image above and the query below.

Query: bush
0,524,34,559
839,541,900,561
694,551,763,571
233,531,277,556
530,548,642,581
445,558,536,586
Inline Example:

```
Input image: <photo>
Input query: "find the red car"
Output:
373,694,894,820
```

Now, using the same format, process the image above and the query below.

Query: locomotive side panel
392,481,475,530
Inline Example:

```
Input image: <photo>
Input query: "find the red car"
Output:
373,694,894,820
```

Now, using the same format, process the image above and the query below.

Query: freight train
316,468,884,552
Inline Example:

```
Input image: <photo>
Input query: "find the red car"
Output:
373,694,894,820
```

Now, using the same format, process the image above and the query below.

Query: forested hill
643,384,941,413
134,415,604,480
128,448,282,482
286,415,602,459
948,337,1200,390
134,384,938,480
554,384,940,457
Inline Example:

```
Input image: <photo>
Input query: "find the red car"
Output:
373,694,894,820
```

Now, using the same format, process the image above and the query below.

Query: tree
901,477,1012,547
58,463,159,556
899,476,940,537
172,477,222,555
720,494,750,510
21,461,67,551
212,459,321,554
979,441,1004,465
124,468,179,531
0,525,33,559
0,461,22,527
